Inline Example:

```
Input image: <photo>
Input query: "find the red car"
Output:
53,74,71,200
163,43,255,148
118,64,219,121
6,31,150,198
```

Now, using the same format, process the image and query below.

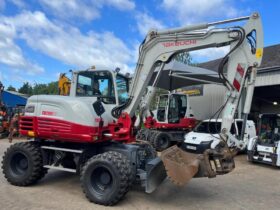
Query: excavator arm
112,13,263,122
117,13,263,187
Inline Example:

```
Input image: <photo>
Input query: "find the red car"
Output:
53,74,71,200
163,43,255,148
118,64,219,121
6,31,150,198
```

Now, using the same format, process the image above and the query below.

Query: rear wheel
2,142,47,186
154,132,171,152
80,151,133,206
149,131,158,146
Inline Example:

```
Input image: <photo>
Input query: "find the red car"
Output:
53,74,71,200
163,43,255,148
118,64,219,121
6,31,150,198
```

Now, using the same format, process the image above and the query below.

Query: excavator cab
156,93,189,123
168,94,187,123
59,70,130,106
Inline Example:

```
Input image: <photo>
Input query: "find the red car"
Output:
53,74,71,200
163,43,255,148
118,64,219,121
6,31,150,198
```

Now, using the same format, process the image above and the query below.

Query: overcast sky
0,0,279,88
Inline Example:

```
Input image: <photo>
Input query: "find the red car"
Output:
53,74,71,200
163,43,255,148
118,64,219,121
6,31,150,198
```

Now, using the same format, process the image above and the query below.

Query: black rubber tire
136,128,146,140
2,142,47,186
149,130,157,146
153,132,171,152
80,151,133,206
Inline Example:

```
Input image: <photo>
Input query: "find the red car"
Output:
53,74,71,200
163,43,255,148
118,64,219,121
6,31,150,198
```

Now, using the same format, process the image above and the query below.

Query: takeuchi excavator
137,89,196,151
2,13,263,206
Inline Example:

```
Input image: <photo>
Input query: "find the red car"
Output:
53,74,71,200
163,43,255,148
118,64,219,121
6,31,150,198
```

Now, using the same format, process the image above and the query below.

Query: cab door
167,94,187,123
156,95,168,122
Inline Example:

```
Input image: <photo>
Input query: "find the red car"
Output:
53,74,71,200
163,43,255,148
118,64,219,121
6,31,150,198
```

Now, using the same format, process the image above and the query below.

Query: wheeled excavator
137,88,196,151
2,13,263,206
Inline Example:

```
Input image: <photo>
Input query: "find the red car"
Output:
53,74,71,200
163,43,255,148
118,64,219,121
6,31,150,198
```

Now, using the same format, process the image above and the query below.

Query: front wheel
80,151,133,206
153,132,171,152
2,142,47,186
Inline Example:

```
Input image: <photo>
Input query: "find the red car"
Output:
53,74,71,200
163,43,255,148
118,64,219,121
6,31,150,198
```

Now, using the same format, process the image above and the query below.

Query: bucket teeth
161,145,200,186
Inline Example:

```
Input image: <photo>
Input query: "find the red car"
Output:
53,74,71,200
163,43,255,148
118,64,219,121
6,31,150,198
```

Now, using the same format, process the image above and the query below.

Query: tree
6,85,16,91
47,81,59,95
173,52,192,65
33,81,59,95
33,83,48,95
18,82,33,95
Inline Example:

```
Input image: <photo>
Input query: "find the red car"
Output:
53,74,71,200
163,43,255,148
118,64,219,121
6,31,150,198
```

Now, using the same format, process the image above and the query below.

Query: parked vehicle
184,119,256,152
247,113,280,166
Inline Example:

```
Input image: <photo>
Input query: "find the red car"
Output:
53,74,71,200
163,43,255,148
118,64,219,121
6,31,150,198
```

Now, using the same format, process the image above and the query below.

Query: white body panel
25,95,115,127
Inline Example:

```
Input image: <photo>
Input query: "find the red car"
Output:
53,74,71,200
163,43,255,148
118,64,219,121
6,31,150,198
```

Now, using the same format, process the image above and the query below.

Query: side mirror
93,100,105,117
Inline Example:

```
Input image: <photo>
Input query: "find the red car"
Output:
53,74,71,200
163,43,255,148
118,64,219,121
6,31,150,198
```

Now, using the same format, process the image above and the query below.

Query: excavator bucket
161,145,236,186
161,145,201,186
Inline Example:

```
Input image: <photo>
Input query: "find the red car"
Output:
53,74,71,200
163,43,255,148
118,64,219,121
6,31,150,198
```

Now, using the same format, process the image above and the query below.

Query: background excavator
137,88,197,151
58,73,71,96
137,62,225,152
2,13,263,206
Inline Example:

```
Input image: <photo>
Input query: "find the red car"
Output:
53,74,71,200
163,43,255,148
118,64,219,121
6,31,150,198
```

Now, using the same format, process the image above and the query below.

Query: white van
184,119,256,151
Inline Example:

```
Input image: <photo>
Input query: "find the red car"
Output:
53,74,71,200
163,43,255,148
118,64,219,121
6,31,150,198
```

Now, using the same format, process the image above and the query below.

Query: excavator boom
159,13,263,185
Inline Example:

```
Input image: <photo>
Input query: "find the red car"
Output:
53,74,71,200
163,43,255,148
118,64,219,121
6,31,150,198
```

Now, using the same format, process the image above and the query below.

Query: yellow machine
58,73,71,96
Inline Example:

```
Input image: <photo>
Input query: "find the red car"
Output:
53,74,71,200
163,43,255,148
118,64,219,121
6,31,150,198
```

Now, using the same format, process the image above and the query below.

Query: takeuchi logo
162,40,197,47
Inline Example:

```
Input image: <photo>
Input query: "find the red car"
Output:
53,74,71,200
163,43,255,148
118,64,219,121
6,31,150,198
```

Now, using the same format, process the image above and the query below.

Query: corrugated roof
5,91,28,98
199,44,280,72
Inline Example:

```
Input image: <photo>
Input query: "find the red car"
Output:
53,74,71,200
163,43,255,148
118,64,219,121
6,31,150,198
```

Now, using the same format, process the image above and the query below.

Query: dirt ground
0,139,279,210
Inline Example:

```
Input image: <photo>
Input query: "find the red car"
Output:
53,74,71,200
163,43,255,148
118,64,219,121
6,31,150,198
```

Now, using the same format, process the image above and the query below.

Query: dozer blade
161,145,201,186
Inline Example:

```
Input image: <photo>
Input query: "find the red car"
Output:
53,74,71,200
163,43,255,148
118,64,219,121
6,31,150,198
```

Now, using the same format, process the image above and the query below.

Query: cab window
157,95,168,122
116,75,129,104
194,121,221,133
76,71,115,104
168,95,187,123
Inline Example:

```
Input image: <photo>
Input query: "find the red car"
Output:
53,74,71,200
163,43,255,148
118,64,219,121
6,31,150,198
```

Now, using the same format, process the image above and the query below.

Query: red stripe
233,79,241,91
237,64,245,77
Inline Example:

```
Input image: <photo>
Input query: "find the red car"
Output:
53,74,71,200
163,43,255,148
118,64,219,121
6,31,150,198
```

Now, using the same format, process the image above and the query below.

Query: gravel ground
0,138,279,210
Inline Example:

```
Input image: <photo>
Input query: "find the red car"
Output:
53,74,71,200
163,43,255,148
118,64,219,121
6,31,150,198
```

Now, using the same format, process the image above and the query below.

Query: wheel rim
10,152,29,176
90,166,113,195
159,136,169,149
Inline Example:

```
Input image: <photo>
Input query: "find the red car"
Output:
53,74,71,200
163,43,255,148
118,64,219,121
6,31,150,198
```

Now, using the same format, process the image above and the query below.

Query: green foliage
18,81,59,96
6,85,16,91
173,52,192,65
18,82,33,95
33,82,59,95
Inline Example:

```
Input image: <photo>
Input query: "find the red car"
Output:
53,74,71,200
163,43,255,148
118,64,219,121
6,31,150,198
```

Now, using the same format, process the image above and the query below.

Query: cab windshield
76,71,115,104
195,121,237,135
259,114,280,143
194,121,221,134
